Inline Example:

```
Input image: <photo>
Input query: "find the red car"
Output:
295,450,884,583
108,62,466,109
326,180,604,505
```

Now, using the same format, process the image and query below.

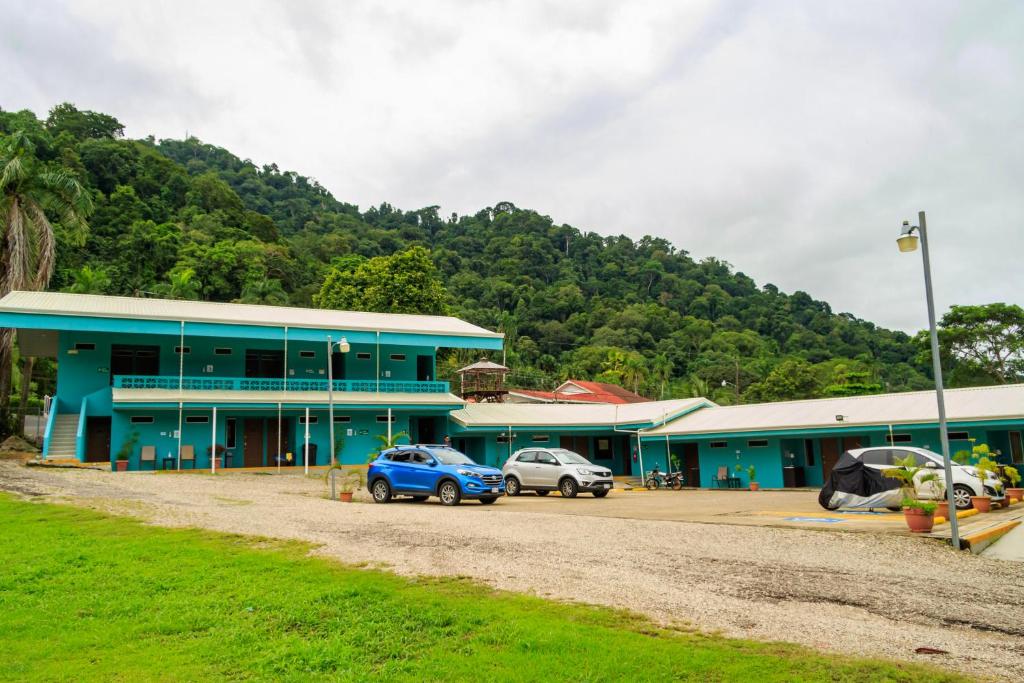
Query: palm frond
24,200,55,289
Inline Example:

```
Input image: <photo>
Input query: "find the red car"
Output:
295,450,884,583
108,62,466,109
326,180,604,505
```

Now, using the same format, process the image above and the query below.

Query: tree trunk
16,356,34,436
0,328,13,436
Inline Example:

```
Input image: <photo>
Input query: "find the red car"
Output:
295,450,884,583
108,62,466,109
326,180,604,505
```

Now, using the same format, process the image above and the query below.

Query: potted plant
114,432,139,472
931,474,949,521
1002,465,1022,503
884,453,938,533
954,443,999,512
734,463,759,491
206,443,227,470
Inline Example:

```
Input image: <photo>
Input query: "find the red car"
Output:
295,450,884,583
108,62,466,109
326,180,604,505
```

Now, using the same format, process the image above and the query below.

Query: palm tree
237,278,288,306
66,265,110,294
159,268,201,300
650,353,674,399
621,354,648,396
0,132,92,428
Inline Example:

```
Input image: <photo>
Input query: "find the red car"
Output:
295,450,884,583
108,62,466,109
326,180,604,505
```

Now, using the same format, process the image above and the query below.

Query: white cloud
2,0,1021,332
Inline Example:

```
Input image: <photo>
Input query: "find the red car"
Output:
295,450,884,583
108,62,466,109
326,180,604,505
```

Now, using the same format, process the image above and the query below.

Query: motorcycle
645,466,684,490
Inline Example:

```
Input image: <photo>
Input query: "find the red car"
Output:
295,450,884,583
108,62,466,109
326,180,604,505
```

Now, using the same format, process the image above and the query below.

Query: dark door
110,345,160,381
243,419,264,467
821,438,841,480
559,435,590,459
622,435,632,476
416,417,436,445
416,355,433,381
267,419,292,464
85,417,111,462
245,350,284,378
331,351,346,380
1009,431,1022,464
682,443,700,486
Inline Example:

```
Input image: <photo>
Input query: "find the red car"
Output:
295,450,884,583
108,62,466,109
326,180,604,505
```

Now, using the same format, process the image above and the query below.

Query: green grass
0,494,962,682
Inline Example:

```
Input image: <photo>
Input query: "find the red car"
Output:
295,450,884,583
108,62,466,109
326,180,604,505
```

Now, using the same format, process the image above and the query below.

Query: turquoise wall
57,330,437,412
109,408,430,470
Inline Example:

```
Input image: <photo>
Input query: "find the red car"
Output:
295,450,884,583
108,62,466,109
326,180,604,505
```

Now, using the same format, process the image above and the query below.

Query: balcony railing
113,375,450,394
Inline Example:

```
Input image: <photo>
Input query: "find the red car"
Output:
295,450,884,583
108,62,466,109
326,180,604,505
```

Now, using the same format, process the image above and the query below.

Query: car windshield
431,447,476,465
551,449,590,465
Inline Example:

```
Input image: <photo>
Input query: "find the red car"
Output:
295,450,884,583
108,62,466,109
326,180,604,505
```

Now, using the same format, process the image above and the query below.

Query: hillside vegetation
1,103,935,403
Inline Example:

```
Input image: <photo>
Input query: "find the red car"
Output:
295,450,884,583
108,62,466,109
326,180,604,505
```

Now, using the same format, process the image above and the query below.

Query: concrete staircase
46,414,79,459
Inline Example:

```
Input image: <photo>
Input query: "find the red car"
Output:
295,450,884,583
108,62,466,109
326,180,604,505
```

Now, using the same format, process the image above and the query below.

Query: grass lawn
0,493,963,682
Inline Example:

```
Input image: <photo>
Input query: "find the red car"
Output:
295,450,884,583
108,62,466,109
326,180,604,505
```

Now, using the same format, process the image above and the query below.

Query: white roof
112,388,465,406
0,291,502,339
450,398,712,428
645,384,1024,436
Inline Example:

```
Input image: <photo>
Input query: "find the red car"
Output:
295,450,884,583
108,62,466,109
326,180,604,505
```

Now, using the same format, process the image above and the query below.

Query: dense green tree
315,246,449,316
935,303,1024,384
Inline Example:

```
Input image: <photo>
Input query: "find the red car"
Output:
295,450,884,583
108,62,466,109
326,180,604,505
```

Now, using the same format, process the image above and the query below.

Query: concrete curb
961,520,1022,554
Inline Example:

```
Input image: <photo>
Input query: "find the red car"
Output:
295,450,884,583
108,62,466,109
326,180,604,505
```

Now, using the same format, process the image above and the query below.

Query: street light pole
899,210,961,550
327,335,335,468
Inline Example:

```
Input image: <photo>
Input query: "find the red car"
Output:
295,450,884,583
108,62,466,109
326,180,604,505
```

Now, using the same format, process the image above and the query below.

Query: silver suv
502,448,614,498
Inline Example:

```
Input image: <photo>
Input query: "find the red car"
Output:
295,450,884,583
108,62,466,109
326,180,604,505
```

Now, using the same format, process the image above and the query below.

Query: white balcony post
387,407,392,444
304,406,310,475
211,406,217,473
327,335,336,467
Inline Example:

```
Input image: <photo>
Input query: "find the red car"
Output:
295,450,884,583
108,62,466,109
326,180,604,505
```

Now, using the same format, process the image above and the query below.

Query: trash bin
783,466,805,488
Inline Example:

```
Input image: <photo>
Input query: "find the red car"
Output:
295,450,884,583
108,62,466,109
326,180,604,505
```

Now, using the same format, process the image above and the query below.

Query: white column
304,406,310,475
177,320,185,470
211,406,217,473
387,407,392,444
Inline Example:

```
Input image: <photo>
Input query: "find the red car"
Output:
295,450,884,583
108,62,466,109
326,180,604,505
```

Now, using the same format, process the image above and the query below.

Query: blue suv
368,445,505,506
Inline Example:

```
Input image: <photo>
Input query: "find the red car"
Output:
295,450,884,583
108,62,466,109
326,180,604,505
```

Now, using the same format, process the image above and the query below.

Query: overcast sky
3,0,1022,332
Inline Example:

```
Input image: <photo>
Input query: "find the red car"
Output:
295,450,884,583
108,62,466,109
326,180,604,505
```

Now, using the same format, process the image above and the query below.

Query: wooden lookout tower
457,358,510,403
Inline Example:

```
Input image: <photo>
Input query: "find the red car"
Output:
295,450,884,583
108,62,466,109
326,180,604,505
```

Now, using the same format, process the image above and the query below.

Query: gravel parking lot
2,461,1022,679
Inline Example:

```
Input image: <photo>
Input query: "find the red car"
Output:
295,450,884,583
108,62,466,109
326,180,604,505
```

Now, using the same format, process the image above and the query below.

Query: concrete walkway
981,521,1024,561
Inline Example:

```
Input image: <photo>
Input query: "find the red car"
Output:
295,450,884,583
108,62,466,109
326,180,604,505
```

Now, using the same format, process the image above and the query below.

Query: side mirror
925,461,938,469
427,460,437,467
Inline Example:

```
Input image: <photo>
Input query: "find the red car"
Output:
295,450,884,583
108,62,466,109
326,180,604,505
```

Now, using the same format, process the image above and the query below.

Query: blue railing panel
113,375,450,394
75,397,87,462
42,403,58,457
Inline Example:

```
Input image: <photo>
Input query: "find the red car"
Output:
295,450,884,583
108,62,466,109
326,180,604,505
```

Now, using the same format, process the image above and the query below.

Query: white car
848,446,1005,510
502,448,614,498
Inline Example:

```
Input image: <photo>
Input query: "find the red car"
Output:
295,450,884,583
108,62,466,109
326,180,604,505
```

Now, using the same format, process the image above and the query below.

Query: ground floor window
225,418,237,448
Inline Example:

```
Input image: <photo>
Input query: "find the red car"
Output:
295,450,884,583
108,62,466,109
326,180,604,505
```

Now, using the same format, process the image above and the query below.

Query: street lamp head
337,337,350,353
897,220,919,253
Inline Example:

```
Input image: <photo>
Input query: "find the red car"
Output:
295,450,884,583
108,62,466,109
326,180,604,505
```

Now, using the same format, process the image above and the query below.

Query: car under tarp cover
819,452,903,510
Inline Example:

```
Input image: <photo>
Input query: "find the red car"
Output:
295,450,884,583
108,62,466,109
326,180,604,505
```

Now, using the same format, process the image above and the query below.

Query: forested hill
1,104,931,404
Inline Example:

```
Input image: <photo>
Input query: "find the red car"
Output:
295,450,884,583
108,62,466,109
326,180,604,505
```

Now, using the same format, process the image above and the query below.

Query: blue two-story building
0,291,502,470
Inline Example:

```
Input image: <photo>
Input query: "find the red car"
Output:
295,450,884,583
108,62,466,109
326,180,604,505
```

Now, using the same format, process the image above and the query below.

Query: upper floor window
747,439,768,448
74,342,96,351
356,352,371,360
185,416,209,424
245,350,284,378
130,416,154,424
299,350,316,359
390,354,406,361
709,441,727,449
174,346,191,354
111,345,160,379
214,347,233,356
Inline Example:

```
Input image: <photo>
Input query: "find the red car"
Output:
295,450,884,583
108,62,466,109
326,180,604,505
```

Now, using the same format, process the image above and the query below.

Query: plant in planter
930,473,949,521
324,465,363,502
1002,465,1022,503
114,432,139,472
884,453,938,533
954,443,1001,511
734,463,759,490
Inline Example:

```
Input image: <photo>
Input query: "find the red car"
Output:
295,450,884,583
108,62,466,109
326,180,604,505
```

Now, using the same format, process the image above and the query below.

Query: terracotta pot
338,492,354,503
749,482,760,491
115,460,129,472
971,496,992,513
903,506,935,533
935,501,949,520
1006,488,1023,503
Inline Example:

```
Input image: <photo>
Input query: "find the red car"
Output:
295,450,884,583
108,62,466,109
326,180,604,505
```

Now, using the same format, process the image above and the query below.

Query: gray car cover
819,452,903,510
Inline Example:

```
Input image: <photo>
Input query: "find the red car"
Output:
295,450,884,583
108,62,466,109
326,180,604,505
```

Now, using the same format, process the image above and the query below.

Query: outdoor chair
140,446,156,470
712,466,729,488
180,445,196,469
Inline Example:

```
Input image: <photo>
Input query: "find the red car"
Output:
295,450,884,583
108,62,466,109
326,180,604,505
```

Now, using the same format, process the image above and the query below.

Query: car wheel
371,479,392,504
535,490,550,496
593,490,609,498
560,478,579,498
952,484,974,510
479,496,498,505
505,476,521,496
439,480,461,506
410,496,428,502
